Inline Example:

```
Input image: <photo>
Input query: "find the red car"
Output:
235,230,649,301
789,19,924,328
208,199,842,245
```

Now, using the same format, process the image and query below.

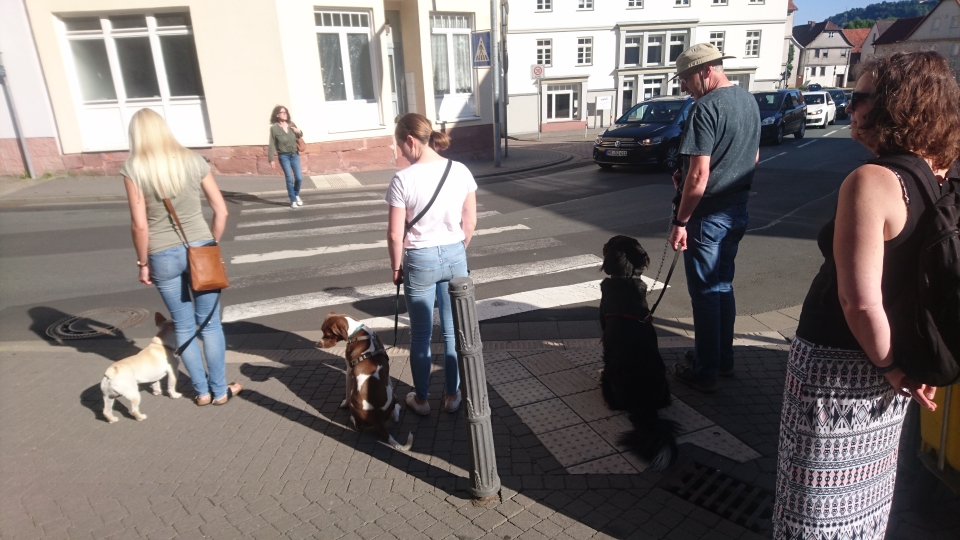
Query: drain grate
658,460,774,534
46,307,150,340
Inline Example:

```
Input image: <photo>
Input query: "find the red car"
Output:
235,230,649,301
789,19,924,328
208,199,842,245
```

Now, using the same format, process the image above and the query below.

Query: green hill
828,0,934,28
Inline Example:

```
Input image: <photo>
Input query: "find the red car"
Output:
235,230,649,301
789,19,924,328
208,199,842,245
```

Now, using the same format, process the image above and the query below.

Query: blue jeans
403,241,469,401
149,241,227,399
683,202,749,381
278,152,303,203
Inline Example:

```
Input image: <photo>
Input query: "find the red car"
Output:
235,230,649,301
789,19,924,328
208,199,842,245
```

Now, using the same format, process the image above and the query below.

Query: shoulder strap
404,159,453,237
875,154,942,208
163,198,191,245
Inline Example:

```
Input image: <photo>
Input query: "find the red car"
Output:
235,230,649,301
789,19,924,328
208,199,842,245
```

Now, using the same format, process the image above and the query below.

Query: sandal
194,394,212,406
212,382,243,405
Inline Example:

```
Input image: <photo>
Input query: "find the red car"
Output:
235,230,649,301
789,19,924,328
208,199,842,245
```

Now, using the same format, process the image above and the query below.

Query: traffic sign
472,32,491,67
531,64,544,79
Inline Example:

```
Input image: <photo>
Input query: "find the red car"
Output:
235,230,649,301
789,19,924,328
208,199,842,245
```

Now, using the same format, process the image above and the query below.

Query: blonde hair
395,113,451,151
124,109,205,198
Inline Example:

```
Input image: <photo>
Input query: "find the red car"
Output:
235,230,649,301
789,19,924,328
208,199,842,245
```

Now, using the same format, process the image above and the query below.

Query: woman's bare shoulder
843,163,903,196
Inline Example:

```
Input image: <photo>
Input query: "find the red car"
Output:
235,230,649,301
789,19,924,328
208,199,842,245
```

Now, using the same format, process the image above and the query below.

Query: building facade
4,0,496,177
792,20,852,88
505,0,790,134
872,1,960,83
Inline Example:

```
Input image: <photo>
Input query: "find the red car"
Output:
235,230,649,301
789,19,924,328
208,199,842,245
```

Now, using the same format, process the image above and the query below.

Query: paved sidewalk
0,146,570,207
2,307,956,540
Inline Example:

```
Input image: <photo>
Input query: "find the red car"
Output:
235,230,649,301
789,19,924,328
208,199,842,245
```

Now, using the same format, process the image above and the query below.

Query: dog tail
617,415,678,471
387,432,414,451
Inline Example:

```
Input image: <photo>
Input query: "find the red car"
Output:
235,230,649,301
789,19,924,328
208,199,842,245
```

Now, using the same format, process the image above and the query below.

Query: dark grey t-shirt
679,85,760,217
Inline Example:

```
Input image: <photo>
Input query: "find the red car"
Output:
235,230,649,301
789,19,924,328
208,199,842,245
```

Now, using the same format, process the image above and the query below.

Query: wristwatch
136,260,148,268
671,218,688,227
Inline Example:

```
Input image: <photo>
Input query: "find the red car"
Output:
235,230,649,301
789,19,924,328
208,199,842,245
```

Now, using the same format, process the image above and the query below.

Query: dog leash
174,297,220,357
646,249,681,321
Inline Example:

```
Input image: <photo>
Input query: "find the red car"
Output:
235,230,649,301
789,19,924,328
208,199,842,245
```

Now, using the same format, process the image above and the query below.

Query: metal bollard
448,277,500,502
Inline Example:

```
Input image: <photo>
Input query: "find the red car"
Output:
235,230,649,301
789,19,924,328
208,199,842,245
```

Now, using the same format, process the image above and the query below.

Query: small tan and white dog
101,312,182,423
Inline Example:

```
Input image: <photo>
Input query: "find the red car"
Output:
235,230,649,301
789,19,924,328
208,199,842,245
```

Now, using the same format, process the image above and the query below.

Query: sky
793,0,878,25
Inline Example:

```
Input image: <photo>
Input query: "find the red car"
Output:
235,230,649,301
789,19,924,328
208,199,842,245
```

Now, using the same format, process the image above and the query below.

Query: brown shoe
212,382,243,405
194,394,212,406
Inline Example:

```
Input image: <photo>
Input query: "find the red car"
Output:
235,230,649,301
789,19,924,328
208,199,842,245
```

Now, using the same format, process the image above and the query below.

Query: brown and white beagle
318,312,412,450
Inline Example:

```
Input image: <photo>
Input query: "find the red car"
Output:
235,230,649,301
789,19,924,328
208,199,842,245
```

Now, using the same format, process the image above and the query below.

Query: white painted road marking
222,254,603,322
797,140,818,148
231,224,531,264
238,209,386,228
240,191,383,205
236,222,386,241
748,189,839,232
825,130,838,136
241,199,386,215
758,152,787,165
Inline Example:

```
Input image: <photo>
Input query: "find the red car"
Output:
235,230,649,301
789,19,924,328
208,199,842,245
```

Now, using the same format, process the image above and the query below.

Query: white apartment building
505,0,789,134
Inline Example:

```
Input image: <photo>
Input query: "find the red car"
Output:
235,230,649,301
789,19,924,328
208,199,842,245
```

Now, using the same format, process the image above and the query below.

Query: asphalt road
0,119,872,342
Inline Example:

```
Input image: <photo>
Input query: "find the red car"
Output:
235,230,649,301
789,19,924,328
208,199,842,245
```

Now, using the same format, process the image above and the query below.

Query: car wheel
794,122,805,139
660,145,680,172
773,125,784,146
598,163,613,170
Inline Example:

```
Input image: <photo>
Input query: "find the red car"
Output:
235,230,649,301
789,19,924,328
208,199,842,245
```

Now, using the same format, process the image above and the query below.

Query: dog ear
155,312,167,326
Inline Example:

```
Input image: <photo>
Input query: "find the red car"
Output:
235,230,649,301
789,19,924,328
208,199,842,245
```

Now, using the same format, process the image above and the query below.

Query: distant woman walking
267,105,305,210
386,113,477,416
122,109,241,406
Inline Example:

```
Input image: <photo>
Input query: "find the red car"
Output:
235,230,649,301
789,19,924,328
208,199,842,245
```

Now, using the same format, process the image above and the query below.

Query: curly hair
269,105,292,125
859,52,960,170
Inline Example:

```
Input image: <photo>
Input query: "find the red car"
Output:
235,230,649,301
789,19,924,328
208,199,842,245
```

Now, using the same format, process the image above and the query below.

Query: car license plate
606,150,628,156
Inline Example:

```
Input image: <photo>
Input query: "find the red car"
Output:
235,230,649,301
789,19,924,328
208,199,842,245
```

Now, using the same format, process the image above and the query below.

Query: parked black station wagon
593,96,694,171
752,89,806,145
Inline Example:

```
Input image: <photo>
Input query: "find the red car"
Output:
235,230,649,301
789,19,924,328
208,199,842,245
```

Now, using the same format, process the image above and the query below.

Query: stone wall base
1,123,494,178
540,120,588,133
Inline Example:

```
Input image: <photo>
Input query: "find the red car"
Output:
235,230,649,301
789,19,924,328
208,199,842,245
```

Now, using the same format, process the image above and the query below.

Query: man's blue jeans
403,241,468,401
149,241,227,399
683,202,749,381
278,152,303,203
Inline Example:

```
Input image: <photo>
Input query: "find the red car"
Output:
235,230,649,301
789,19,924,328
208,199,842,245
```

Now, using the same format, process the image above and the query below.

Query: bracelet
393,268,402,272
873,362,897,375
136,260,148,268
671,218,688,227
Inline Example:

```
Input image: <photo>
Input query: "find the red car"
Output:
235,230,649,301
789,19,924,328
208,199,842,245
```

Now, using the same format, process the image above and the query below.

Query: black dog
599,235,677,471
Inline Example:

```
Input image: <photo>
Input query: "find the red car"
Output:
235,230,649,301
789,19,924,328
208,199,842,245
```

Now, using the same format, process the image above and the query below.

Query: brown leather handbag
163,199,229,291
293,123,306,153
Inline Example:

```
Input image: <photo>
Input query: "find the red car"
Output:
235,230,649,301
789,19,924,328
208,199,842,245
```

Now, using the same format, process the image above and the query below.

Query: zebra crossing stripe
235,222,386,241
221,254,601,322
230,224,531,264
240,191,383,204
236,210,499,232
240,199,386,215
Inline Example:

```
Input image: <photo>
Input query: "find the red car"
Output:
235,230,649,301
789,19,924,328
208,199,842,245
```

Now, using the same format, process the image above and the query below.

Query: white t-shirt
385,159,477,249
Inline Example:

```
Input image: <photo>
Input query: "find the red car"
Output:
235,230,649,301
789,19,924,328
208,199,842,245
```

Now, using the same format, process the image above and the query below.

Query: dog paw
134,414,147,421
105,415,119,423
340,398,348,409
169,392,182,399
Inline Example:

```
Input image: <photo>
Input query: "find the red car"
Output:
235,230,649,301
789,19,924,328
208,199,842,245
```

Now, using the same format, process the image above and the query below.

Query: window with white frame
624,37,641,65
669,35,686,62
537,39,552,67
675,0,690,6
622,30,688,68
579,0,593,9
546,84,578,120
431,14,476,120
577,38,593,66
61,13,209,150
628,0,643,7
621,79,635,115
933,18,941,31
841,49,847,57
643,76,664,100
316,11,375,102
748,0,764,4
647,35,664,65
536,0,552,11
709,32,725,53
820,66,826,76
712,0,727,5
953,42,960,56
823,49,829,58
745,30,761,58
952,16,959,28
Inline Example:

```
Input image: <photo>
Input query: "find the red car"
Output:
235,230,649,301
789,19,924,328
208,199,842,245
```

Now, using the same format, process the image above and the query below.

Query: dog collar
348,348,386,367
346,323,369,343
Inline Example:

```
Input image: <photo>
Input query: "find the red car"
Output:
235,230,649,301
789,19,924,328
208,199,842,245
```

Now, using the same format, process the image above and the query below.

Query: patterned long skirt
772,337,910,540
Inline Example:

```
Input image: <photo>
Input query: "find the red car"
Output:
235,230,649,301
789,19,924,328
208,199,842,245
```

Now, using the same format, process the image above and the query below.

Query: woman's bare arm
124,177,152,284
200,173,228,242
388,205,406,284
461,191,477,248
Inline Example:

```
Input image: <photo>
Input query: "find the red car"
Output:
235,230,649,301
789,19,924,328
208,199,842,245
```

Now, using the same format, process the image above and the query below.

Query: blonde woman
386,113,477,415
122,109,242,406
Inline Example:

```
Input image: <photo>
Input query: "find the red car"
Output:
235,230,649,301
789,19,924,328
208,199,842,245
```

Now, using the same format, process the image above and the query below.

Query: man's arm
668,154,710,251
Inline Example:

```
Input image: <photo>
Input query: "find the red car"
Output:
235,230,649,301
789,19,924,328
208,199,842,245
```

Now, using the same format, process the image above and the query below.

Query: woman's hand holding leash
392,268,403,286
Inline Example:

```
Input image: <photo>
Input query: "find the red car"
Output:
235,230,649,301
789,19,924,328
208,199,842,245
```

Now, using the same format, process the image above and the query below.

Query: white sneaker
405,392,430,416
290,201,298,210
296,196,303,206
442,391,462,413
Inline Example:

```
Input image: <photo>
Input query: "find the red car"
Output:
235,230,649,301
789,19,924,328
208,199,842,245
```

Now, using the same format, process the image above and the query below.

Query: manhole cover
658,460,774,534
46,307,150,340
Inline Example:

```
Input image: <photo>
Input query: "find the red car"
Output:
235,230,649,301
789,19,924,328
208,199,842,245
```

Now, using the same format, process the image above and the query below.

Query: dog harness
345,325,387,367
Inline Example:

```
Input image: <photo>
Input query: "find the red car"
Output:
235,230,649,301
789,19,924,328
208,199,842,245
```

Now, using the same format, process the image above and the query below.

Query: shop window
60,12,209,150
621,79,635,115
431,14,477,121
546,84,578,121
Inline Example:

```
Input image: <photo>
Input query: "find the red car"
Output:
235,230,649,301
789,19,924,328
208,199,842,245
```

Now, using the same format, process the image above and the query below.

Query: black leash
393,283,401,348
175,296,220,357
647,248,681,320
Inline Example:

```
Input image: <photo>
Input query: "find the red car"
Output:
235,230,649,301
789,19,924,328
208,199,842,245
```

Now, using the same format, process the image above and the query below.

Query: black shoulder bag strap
393,159,454,346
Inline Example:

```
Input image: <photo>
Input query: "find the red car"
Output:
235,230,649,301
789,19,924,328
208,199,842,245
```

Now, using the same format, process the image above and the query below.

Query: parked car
593,96,694,171
803,91,836,128
827,89,848,119
752,89,806,145
807,83,823,91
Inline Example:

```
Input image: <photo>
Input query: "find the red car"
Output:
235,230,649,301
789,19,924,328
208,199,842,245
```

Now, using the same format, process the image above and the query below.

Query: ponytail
429,130,450,151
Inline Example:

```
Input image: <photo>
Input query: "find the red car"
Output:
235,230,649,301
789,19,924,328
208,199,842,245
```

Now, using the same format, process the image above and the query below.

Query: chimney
808,21,816,26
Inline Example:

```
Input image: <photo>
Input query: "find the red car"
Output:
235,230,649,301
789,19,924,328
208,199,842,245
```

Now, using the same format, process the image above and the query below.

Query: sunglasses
848,92,876,111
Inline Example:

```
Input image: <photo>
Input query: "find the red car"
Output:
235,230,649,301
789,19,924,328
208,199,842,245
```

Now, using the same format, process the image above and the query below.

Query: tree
829,0,933,28
786,44,795,82
844,18,876,29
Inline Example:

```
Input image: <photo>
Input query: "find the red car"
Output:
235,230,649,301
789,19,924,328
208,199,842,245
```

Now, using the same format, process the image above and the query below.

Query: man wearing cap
667,43,760,393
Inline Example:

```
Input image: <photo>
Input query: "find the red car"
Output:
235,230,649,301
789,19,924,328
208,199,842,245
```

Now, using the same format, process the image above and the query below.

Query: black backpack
876,155,960,387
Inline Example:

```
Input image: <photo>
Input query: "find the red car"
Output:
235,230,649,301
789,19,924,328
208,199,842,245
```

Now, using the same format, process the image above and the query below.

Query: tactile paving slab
537,368,599,397
559,348,603,367
493,377,556,408
535,423,617,468
512,398,584,435
567,453,640,475
677,426,762,463
516,350,576,376
481,351,514,365
589,413,634,451
659,395,716,435
578,362,604,383
484,359,534,386
561,389,618,422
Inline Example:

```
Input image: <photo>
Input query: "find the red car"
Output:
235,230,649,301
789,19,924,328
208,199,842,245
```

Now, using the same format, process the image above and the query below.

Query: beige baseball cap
672,43,736,80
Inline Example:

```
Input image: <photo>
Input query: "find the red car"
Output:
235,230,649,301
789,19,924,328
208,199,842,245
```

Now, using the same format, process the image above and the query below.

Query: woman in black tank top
772,52,960,540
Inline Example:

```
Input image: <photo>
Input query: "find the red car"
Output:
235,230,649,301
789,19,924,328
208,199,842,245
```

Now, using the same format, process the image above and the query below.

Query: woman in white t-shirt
386,113,478,416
